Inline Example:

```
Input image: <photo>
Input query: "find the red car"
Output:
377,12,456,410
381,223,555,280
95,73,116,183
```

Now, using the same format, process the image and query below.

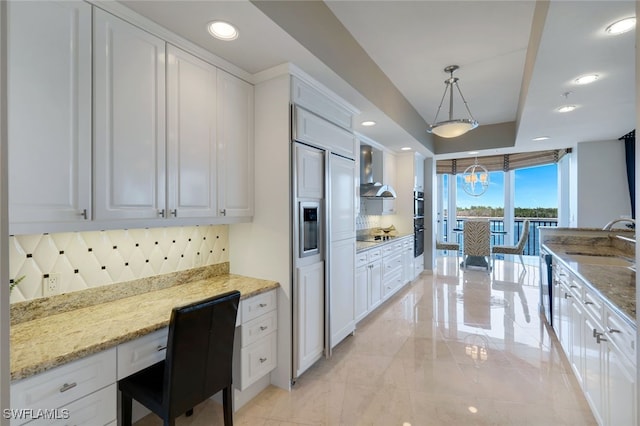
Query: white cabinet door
329,238,355,349
94,9,166,221
295,262,325,377
355,265,368,323
368,260,383,311
570,300,584,385
217,70,254,217
329,154,356,241
166,45,218,219
403,240,415,282
8,1,92,227
583,315,604,425
295,144,324,200
414,153,424,191
606,341,637,426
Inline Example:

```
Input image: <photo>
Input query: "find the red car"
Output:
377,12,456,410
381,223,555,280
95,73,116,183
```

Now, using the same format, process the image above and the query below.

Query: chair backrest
463,220,491,256
516,220,530,250
163,290,240,418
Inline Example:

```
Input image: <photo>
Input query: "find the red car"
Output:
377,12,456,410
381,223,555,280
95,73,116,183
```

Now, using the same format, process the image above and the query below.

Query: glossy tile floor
136,256,596,425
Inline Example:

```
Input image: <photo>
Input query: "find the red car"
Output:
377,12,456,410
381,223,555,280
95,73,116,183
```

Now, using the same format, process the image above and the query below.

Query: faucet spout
603,218,636,231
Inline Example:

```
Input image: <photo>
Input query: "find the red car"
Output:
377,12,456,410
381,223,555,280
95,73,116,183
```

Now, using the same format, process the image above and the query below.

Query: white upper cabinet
93,9,166,221
8,1,92,230
166,45,218,219
217,70,254,217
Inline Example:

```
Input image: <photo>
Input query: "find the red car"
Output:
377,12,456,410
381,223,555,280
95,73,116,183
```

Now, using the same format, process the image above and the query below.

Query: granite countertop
542,241,635,326
10,269,279,381
356,233,414,252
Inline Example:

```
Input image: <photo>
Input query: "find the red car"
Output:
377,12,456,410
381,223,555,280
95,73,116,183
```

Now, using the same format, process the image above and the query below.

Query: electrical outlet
43,273,61,297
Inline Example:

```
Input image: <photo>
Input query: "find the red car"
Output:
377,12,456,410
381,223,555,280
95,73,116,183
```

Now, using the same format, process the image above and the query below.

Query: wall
9,225,229,303
573,139,631,228
229,73,291,390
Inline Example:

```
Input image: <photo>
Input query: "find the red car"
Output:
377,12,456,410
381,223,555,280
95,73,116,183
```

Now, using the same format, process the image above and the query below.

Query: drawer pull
596,334,608,344
570,285,578,289
258,303,267,308
259,326,268,331
259,357,268,363
584,301,594,305
608,328,621,334
157,345,167,351
564,293,572,299
59,382,77,393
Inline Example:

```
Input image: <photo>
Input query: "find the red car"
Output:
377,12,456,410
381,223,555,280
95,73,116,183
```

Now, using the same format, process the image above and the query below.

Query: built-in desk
9,265,279,425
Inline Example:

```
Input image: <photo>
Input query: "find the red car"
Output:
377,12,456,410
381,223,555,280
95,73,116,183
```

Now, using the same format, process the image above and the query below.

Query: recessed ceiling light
605,17,636,35
468,151,479,155
207,21,238,41
574,74,599,85
401,147,412,151
361,121,376,127
532,136,550,141
557,105,577,113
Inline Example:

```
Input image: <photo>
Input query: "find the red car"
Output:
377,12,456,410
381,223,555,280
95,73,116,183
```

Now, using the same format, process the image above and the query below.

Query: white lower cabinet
330,238,356,348
234,290,278,390
355,248,382,324
10,348,117,426
551,256,637,426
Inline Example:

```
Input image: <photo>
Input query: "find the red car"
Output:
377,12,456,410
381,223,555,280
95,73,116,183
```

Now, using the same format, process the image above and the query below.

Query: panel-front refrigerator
292,141,356,382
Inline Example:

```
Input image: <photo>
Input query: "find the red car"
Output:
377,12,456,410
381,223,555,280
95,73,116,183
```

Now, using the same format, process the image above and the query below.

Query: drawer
11,348,116,420
22,383,116,426
368,248,382,263
242,290,277,324
382,253,403,277
117,328,168,380
236,332,277,391
241,309,278,348
383,271,404,297
582,288,603,323
605,307,636,363
382,243,402,257
356,252,369,268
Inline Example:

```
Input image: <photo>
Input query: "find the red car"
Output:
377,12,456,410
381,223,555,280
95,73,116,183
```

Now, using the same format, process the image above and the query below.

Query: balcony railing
442,217,557,256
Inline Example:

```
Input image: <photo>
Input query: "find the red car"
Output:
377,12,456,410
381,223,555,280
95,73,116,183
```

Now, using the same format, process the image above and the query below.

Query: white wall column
436,174,444,238
0,0,9,420
504,170,515,244
635,0,639,415
557,155,571,227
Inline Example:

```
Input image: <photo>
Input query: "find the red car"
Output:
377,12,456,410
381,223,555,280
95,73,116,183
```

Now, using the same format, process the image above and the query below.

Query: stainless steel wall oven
414,191,425,257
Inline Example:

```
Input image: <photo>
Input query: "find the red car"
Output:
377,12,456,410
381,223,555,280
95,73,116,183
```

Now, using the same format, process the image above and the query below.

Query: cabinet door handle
593,328,600,338
258,303,267,308
158,209,165,218
596,334,608,344
259,357,267,363
170,209,177,217
259,326,268,331
78,209,88,220
157,345,167,351
564,293,572,298
219,209,226,216
59,382,77,393
608,328,621,334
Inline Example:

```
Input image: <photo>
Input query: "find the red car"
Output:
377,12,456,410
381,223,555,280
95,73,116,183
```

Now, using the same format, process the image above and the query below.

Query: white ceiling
119,0,636,159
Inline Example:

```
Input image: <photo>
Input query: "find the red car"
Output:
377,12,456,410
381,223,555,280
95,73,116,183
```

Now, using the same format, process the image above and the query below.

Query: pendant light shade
427,65,478,138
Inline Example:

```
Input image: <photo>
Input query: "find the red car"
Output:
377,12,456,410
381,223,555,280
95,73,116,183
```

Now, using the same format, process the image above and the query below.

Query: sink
564,252,634,267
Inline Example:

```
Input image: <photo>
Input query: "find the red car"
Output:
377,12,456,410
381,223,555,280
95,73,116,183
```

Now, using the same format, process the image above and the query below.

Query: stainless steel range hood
360,145,397,198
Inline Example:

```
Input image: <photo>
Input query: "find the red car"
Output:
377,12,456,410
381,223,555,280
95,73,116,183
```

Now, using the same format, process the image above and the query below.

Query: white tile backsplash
9,225,229,303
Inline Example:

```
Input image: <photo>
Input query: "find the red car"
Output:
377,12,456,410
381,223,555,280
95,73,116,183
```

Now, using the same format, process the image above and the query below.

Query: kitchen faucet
602,217,636,231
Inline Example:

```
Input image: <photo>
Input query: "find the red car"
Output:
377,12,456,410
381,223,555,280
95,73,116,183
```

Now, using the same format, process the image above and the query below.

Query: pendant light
461,158,489,197
427,65,479,138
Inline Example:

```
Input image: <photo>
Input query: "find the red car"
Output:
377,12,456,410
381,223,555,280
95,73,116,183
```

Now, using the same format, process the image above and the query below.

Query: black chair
119,290,241,426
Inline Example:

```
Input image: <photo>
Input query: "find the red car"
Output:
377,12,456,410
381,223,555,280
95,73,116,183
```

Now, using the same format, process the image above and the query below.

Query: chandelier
462,158,489,196
427,65,479,138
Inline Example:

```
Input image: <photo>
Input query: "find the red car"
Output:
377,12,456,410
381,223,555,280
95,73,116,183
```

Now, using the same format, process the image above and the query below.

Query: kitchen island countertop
10,269,279,381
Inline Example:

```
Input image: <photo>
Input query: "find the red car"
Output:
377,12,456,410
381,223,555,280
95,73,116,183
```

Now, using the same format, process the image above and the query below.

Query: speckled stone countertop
540,229,635,326
356,233,414,252
10,264,279,381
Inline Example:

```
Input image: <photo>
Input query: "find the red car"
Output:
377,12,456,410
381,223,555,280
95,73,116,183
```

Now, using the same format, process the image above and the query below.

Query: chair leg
223,386,233,426
121,392,133,426
163,419,176,426
519,253,525,268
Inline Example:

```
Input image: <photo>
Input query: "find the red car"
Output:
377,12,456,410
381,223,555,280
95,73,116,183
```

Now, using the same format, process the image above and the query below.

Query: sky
446,163,558,209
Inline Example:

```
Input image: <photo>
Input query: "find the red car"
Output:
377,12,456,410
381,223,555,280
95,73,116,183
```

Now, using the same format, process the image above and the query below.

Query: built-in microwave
414,191,424,218
299,201,320,258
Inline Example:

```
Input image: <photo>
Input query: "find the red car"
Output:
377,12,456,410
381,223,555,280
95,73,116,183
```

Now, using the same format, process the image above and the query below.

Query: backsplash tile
9,225,229,303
